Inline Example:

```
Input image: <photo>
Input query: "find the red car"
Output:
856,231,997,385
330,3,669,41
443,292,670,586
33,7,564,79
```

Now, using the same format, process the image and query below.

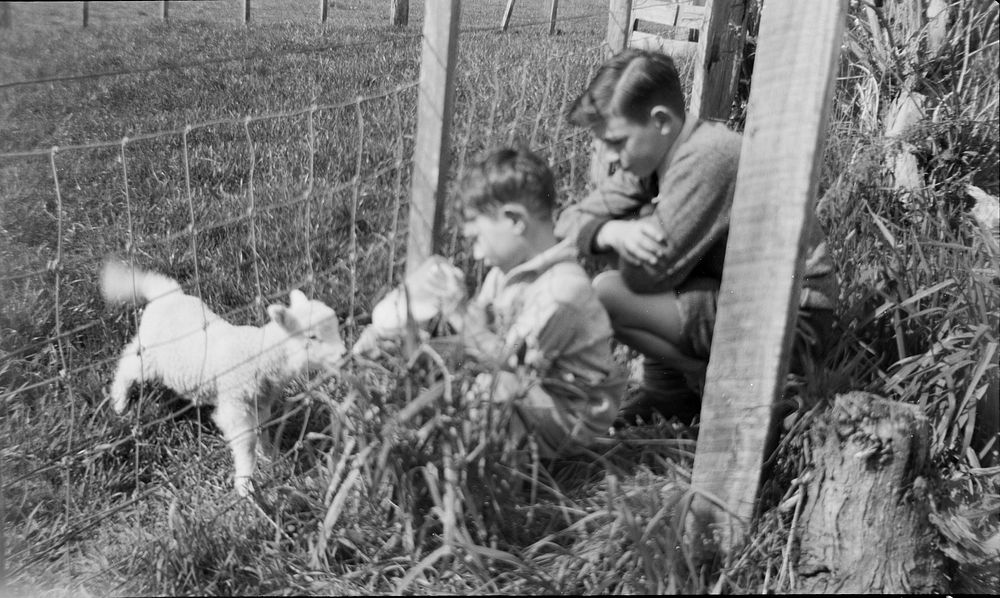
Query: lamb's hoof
108,385,135,414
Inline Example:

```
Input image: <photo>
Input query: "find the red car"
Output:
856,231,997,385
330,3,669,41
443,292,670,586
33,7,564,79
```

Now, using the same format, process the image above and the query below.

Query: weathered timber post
407,0,460,274
391,0,408,27
501,0,515,32
690,0,747,122
161,0,168,22
686,0,848,557
82,1,89,27
319,0,327,24
0,3,10,29
606,0,633,57
549,0,559,35
795,392,945,593
243,0,250,25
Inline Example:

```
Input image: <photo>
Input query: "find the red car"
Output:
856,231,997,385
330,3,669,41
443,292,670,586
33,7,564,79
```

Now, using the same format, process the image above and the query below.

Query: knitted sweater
555,118,838,311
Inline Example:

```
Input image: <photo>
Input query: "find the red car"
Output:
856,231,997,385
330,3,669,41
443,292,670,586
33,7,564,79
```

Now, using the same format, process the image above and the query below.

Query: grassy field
2,0,998,595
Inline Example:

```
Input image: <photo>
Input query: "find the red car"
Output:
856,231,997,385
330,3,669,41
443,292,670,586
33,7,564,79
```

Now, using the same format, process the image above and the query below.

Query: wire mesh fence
1,4,612,590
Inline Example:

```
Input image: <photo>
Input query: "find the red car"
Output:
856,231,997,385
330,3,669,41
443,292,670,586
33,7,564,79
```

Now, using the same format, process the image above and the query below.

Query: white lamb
101,259,347,496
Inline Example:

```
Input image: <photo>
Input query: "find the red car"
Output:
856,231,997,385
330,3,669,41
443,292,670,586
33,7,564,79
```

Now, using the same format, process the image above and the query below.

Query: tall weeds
1,0,997,595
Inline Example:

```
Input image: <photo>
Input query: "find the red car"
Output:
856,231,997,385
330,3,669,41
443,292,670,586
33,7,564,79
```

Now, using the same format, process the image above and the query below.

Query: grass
2,0,998,595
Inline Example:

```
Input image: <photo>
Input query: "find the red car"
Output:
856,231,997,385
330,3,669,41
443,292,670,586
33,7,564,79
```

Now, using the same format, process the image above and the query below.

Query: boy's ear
650,105,681,135
501,203,530,234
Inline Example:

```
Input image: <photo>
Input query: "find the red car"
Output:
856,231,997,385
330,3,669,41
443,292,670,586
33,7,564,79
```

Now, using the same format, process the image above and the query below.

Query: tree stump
794,392,946,593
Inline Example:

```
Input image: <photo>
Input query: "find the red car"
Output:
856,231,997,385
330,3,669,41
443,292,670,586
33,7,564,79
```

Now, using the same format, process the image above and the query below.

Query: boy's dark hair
567,49,685,128
458,147,557,219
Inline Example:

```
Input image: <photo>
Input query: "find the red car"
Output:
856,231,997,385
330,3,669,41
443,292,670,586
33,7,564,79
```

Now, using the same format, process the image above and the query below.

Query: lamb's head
267,290,347,372
353,255,467,357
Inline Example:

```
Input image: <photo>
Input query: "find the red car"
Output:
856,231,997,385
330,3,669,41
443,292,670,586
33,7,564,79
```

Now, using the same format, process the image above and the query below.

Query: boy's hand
370,255,466,335
596,220,667,266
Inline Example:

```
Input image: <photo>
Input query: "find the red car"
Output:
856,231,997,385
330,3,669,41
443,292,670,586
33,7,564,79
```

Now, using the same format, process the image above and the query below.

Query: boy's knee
619,263,662,294
593,270,626,309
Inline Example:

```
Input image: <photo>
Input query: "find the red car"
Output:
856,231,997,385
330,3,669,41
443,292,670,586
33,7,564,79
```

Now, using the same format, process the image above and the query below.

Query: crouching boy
555,48,838,426
450,147,627,458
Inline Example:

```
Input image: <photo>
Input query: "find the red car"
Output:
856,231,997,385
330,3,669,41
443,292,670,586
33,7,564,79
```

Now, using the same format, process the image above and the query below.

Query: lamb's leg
213,398,258,497
110,338,146,414
255,398,275,461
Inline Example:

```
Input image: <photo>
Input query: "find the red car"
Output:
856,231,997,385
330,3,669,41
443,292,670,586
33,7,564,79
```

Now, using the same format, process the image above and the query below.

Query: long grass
2,0,998,595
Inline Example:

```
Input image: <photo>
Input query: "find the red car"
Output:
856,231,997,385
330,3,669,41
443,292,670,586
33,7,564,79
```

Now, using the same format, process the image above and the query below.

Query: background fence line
0,1,630,589
0,0,606,33
0,3,606,424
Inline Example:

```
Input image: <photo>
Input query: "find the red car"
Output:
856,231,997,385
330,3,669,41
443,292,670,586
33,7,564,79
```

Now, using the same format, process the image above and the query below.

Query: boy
555,49,838,426
452,147,626,458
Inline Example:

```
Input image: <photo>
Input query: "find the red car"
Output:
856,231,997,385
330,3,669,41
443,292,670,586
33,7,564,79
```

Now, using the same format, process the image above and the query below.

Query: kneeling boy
454,147,626,457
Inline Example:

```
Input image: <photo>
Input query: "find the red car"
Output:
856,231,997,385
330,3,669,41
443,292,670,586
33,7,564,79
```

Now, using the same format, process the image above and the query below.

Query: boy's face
462,205,529,273
594,105,677,178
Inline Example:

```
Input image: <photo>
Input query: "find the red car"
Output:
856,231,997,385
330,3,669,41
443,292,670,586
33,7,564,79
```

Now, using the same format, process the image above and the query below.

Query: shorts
673,277,834,368
674,277,720,360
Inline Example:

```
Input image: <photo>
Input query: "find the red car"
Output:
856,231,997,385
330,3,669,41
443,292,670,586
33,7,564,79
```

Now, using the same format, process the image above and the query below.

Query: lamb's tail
100,258,182,305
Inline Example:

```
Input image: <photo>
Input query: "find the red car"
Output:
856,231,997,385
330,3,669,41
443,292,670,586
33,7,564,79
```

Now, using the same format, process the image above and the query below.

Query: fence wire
1,8,609,591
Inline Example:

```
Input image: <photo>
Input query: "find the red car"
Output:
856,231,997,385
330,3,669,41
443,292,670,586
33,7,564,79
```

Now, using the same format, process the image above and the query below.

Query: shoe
615,386,701,428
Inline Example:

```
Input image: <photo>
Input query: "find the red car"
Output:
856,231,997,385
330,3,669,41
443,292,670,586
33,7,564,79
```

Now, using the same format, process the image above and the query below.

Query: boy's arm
445,267,508,365
620,128,741,293
448,301,506,363
554,167,654,257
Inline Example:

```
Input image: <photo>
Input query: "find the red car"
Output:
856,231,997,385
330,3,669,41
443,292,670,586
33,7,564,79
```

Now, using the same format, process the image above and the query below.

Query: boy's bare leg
613,326,707,376
593,270,705,426
593,271,688,346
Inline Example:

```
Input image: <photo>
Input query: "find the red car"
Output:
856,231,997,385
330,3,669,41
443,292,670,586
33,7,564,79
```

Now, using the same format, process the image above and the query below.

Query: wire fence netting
1,2,629,589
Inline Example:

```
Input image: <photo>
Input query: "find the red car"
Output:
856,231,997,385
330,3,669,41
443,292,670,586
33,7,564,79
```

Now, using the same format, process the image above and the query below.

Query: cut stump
795,392,946,593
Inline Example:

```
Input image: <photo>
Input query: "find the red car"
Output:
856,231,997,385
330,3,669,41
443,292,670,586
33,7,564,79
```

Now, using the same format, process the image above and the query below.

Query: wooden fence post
82,1,89,28
501,0,515,32
243,0,250,25
161,0,168,22
391,0,408,27
687,0,848,557
319,0,327,24
0,2,10,29
690,0,747,122
549,0,560,35
606,0,633,57
406,0,460,274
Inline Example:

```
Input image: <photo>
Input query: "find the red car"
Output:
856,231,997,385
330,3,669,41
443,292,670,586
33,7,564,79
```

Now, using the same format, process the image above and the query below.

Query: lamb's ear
289,289,308,308
267,304,296,331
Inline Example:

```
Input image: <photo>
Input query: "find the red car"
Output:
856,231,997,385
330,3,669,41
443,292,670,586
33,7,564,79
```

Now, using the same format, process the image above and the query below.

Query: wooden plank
629,1,702,57
391,0,408,27
629,34,698,57
82,1,89,27
548,0,559,35
688,0,848,556
161,0,168,22
320,0,328,24
0,2,10,29
676,3,704,29
632,0,679,27
606,0,633,57
633,18,697,41
690,0,747,122
406,0,460,274
501,0,515,32
243,0,250,25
